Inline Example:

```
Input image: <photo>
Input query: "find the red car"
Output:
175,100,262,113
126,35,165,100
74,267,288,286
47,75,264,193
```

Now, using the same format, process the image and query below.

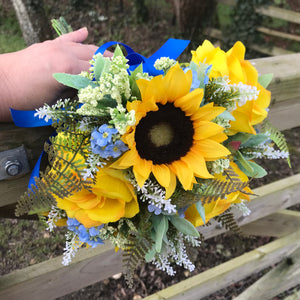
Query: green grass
0,11,26,53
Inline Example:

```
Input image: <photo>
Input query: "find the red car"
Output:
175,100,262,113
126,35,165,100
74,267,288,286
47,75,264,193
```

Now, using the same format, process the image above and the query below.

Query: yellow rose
185,162,252,227
191,40,271,135
55,167,139,228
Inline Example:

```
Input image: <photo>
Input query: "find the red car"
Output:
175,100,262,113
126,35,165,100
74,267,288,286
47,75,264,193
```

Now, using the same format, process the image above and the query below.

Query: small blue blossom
91,124,118,151
177,206,189,218
105,140,128,158
67,218,104,248
203,65,212,85
191,70,200,90
148,204,162,215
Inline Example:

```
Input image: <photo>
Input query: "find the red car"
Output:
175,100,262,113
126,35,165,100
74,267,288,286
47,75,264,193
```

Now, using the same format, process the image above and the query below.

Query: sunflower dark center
135,102,194,164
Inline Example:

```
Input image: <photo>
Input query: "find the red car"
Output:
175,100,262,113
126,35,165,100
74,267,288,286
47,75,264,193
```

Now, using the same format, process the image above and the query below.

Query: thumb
57,27,89,43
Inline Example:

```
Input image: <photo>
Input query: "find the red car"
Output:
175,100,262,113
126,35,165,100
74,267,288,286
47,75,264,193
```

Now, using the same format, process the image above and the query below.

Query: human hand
0,27,112,122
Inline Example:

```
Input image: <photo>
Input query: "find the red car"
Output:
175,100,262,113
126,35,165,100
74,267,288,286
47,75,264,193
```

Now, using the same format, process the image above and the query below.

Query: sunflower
110,64,230,198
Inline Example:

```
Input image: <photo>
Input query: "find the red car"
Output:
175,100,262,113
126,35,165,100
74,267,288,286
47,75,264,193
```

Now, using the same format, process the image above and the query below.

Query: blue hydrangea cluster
91,124,128,159
67,218,104,248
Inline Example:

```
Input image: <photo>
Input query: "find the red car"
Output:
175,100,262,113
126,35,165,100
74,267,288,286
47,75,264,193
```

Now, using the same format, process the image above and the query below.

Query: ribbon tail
10,108,52,127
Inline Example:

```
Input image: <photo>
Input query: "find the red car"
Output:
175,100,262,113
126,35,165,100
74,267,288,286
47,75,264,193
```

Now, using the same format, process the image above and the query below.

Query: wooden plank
283,289,300,300
249,43,295,56
241,210,300,238
143,230,300,300
267,98,300,131
1,174,299,300
252,53,300,104
257,26,300,42
234,246,300,300
200,173,300,239
255,6,300,25
0,242,122,300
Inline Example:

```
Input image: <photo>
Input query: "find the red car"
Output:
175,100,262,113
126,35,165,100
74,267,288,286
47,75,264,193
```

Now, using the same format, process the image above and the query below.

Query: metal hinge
0,145,30,180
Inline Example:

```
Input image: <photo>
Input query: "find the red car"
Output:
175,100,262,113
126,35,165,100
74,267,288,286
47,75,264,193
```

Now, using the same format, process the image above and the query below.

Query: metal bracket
0,145,30,180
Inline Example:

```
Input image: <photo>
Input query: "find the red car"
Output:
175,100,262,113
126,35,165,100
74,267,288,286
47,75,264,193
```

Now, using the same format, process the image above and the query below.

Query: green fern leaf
214,211,241,234
122,231,153,288
261,120,291,167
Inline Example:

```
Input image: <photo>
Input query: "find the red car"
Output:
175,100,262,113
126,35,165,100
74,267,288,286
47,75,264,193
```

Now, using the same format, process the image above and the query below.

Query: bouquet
15,37,290,286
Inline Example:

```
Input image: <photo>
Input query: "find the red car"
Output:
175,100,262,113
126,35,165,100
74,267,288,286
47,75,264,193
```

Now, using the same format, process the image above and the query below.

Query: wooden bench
0,52,300,300
206,0,300,56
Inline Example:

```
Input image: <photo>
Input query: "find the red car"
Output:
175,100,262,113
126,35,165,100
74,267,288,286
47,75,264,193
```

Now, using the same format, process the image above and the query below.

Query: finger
69,43,98,61
75,60,92,73
58,27,89,43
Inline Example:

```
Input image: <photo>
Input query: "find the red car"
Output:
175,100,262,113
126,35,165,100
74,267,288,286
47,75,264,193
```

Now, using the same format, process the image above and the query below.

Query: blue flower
91,124,118,151
191,70,200,90
67,218,104,248
148,204,162,215
105,140,128,158
203,65,212,85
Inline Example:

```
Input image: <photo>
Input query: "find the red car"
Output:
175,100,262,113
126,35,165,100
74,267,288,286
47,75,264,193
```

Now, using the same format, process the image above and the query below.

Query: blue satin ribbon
10,38,190,190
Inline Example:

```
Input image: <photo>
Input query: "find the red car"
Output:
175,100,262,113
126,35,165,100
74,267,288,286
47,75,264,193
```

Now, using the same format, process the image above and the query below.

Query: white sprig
62,231,83,266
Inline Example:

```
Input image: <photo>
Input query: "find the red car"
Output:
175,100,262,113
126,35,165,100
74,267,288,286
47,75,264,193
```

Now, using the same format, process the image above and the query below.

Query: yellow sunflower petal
170,160,194,190
195,139,231,159
165,171,177,199
152,164,171,188
174,88,204,116
182,150,213,179
193,120,225,140
191,103,225,122
163,64,192,101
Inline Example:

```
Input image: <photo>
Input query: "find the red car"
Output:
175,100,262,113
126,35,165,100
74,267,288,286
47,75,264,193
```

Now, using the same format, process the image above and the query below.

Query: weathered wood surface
241,210,300,238
257,26,300,43
255,6,300,25
234,246,300,300
0,242,121,300
143,230,300,300
1,174,299,300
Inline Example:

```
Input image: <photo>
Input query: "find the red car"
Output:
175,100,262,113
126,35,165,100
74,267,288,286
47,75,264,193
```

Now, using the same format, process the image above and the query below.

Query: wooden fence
0,52,300,299
206,0,300,56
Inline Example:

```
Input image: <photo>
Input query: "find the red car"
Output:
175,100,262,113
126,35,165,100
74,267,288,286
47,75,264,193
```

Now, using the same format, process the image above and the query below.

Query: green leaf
169,215,199,237
96,95,118,109
235,150,253,173
246,161,267,178
113,44,125,59
93,55,111,81
258,73,273,88
145,245,156,262
195,201,206,224
129,64,143,99
229,133,251,145
152,215,169,253
53,73,97,90
241,133,269,147
218,110,235,121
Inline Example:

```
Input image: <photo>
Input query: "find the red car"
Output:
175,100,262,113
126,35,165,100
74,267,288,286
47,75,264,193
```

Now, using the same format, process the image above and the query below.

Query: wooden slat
257,26,300,42
241,210,300,238
255,6,300,25
252,53,300,104
234,246,300,300
250,43,295,56
267,98,300,131
0,243,122,300
1,173,299,300
143,230,300,300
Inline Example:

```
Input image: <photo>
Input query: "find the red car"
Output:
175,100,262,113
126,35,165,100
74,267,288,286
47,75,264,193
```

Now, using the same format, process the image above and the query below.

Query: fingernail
79,27,87,32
